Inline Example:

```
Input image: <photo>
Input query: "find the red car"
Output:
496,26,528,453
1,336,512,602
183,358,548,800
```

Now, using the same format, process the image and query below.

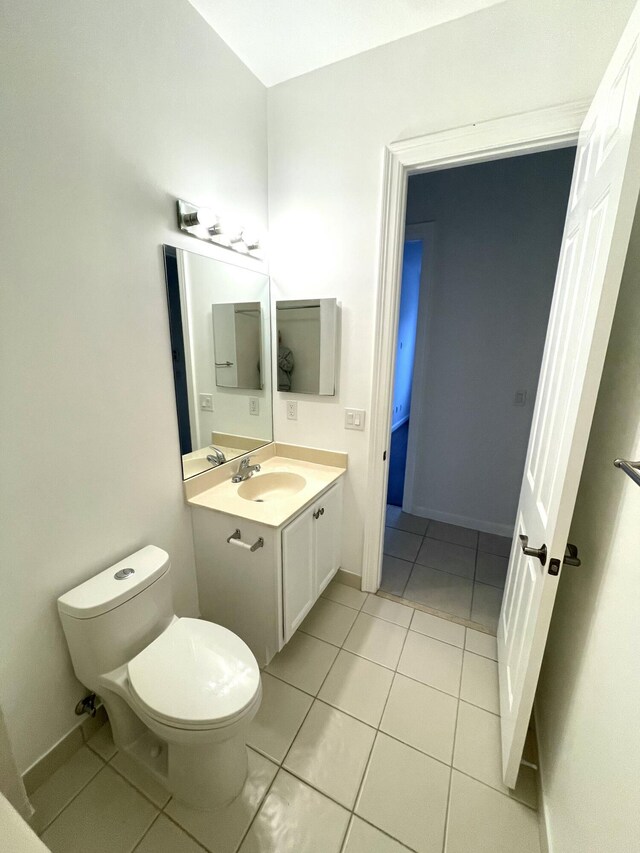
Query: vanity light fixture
177,199,263,259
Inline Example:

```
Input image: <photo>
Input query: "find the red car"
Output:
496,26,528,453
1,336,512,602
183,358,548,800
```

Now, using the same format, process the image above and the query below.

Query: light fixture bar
176,199,263,259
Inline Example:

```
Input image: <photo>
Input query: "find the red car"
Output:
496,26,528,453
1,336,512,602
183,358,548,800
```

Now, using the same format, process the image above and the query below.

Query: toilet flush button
114,568,135,580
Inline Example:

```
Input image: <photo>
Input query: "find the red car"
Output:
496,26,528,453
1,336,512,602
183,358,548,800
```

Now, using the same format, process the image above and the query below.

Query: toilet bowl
58,546,261,809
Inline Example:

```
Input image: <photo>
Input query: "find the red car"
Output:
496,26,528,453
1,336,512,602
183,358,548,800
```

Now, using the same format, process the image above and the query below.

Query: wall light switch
200,393,213,412
514,390,528,406
345,408,365,430
249,397,259,416
287,400,298,420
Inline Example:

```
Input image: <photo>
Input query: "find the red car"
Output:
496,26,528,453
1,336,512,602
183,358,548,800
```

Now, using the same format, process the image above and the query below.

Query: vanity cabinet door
314,479,343,595
282,505,315,643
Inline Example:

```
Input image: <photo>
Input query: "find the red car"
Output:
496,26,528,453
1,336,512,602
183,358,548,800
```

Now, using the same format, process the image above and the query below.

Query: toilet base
169,735,249,809
97,674,261,811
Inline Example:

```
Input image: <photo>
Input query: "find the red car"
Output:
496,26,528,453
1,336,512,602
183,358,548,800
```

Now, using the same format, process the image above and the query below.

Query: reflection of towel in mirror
278,345,294,391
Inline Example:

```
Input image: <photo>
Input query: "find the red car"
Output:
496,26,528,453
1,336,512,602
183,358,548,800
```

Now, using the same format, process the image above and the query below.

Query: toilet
57,545,261,810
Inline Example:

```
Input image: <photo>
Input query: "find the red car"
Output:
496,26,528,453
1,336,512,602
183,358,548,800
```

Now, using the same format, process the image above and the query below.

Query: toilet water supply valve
75,693,98,717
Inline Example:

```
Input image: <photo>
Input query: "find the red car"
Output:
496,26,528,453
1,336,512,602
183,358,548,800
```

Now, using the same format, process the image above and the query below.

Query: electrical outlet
200,393,213,412
345,408,365,430
287,400,298,420
249,397,259,416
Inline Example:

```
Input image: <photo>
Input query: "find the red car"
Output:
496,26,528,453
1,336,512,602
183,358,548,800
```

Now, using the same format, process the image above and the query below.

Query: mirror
163,246,272,479
275,299,339,395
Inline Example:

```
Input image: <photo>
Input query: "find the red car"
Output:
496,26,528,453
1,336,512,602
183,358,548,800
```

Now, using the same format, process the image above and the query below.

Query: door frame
361,99,589,593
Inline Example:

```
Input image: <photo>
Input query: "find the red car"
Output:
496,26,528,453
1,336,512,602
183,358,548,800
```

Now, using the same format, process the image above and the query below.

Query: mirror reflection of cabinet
212,302,262,390
275,298,339,395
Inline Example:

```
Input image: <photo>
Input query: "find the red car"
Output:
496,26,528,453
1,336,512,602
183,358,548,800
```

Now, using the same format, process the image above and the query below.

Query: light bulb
181,207,216,229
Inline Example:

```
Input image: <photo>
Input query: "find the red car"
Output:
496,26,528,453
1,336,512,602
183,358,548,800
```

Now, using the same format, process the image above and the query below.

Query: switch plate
514,390,528,406
249,397,259,416
345,408,365,430
200,393,213,412
286,400,298,420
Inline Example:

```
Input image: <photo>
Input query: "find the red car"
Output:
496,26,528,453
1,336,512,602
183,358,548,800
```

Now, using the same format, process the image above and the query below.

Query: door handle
519,534,547,566
563,543,581,567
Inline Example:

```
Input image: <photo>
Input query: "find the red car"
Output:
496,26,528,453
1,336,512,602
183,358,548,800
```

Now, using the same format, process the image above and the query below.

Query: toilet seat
127,617,260,731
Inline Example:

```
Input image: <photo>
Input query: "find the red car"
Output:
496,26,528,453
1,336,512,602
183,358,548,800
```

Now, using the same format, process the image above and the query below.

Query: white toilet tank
58,546,175,688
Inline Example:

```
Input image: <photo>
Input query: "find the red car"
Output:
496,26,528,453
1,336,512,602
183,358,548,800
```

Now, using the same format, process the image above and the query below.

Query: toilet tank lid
58,545,170,619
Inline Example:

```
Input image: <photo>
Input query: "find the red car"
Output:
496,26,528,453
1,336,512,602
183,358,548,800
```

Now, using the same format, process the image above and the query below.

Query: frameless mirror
163,246,272,479
275,298,339,395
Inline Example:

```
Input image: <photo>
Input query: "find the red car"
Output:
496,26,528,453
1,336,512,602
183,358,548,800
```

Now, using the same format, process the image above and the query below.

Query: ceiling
188,0,507,87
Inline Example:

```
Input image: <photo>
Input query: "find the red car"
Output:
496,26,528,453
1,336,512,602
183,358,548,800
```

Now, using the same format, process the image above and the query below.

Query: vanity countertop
186,444,347,528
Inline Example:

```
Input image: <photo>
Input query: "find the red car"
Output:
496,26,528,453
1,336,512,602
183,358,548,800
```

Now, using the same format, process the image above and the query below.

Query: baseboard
404,504,514,538
533,704,552,853
336,568,362,590
22,705,107,796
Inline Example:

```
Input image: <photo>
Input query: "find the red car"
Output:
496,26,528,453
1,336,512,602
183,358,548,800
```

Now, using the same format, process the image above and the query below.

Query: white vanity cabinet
282,479,343,642
191,475,344,666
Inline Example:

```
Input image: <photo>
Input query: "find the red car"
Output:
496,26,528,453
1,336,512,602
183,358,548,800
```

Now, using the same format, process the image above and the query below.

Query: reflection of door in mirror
162,246,273,480
212,303,262,390
275,299,338,396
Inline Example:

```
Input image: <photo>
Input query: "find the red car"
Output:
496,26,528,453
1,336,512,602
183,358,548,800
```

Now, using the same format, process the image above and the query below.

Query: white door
499,3,640,787
314,481,344,594
282,507,314,642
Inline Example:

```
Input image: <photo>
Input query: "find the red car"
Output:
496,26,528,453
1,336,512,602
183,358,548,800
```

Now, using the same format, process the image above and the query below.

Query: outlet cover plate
287,400,298,420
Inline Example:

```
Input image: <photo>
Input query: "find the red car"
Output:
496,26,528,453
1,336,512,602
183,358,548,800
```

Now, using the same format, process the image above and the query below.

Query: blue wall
392,239,422,430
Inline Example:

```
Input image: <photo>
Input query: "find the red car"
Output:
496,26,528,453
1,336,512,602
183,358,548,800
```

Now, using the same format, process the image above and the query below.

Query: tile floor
31,581,540,853
382,506,512,632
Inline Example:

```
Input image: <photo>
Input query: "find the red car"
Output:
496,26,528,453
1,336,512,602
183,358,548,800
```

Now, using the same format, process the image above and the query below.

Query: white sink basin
238,472,306,502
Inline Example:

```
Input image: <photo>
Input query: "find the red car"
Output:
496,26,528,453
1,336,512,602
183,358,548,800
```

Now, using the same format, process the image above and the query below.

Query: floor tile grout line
266,620,495,707
35,751,107,836
451,767,539,812
384,554,503,633
340,624,413,853
106,753,171,812
39,760,162,847
262,597,417,852
378,587,497,636
441,622,468,853
131,810,164,852
158,808,214,851
236,631,353,853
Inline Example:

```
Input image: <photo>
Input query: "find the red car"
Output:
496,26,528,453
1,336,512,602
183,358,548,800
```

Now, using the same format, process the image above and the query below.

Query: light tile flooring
382,506,512,632
31,581,540,853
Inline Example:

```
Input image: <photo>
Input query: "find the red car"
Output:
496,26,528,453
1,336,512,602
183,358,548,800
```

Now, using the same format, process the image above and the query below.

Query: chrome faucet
232,456,261,483
206,446,226,467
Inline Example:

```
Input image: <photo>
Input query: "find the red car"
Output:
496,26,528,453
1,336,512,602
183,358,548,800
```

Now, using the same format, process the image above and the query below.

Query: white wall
267,0,636,574
535,210,640,853
0,0,267,773
404,150,575,534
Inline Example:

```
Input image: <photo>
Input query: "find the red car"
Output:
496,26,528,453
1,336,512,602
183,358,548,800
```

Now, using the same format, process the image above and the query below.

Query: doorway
381,149,576,632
